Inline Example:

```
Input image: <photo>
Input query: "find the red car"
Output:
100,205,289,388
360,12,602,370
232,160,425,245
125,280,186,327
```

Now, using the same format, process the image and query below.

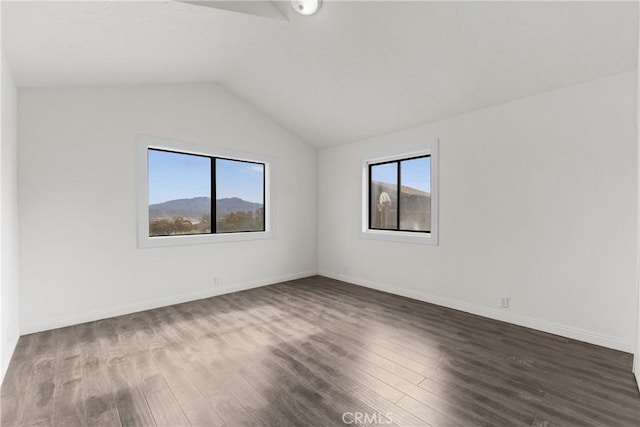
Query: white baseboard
1,327,20,384
635,353,640,392
20,270,317,335
319,270,634,353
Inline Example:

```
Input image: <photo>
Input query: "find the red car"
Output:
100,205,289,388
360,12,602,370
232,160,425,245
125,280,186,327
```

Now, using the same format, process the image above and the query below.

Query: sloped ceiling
2,1,638,147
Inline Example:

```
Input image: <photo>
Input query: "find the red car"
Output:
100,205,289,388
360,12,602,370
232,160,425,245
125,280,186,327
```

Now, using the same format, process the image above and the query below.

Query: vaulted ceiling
3,1,638,147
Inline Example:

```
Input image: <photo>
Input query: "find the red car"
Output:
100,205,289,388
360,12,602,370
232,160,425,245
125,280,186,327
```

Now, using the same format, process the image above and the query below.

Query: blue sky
371,157,430,193
148,150,264,204
216,158,264,203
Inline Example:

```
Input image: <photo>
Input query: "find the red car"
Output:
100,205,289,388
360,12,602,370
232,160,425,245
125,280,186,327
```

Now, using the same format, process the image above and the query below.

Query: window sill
138,230,275,249
358,229,438,246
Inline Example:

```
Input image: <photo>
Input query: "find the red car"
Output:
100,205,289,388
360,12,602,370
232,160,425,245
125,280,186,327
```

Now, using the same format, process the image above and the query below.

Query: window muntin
147,148,265,238
369,155,431,233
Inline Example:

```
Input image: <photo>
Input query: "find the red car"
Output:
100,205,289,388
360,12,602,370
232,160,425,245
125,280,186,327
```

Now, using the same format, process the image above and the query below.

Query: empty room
1,0,640,426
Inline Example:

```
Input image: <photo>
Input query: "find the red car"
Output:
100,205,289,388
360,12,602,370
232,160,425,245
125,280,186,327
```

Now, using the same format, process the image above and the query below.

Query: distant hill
149,196,262,221
216,197,263,217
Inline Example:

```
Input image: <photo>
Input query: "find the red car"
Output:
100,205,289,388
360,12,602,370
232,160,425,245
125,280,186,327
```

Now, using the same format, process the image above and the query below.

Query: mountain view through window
148,149,265,236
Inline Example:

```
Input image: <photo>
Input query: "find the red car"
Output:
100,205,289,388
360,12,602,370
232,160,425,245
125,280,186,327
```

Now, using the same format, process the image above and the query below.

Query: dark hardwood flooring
2,276,639,426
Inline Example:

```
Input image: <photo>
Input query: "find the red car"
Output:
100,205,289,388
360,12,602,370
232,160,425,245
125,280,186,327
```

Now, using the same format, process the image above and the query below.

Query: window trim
137,134,275,248
359,140,439,246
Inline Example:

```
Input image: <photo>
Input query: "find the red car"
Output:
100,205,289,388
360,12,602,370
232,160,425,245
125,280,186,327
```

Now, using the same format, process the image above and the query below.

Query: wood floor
2,276,639,427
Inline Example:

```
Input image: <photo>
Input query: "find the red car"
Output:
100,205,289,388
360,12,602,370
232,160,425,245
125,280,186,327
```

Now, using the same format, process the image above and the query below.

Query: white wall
635,11,640,387
319,72,638,352
1,51,20,381
18,84,317,333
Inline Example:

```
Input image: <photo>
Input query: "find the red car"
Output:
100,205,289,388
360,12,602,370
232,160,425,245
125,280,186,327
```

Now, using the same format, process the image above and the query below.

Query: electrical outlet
214,276,220,286
500,297,509,308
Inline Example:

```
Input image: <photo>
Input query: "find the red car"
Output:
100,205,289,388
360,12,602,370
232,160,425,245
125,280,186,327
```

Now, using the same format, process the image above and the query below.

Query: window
361,140,438,245
138,135,273,248
369,155,431,232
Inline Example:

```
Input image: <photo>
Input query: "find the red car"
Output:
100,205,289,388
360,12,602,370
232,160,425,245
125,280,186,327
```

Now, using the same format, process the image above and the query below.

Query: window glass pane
148,149,211,236
399,156,431,231
216,159,265,233
370,162,398,229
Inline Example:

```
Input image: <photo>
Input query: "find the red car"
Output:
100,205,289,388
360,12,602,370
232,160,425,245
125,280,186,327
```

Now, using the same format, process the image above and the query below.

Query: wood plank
18,355,57,426
51,355,86,427
150,345,224,427
18,330,60,427
397,395,462,427
142,381,189,427
1,356,36,426
106,352,155,427
1,392,22,426
82,354,121,427
209,390,258,426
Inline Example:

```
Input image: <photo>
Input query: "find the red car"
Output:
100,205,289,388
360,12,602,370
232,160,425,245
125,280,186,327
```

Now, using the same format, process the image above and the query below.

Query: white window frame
359,139,439,246
137,134,275,249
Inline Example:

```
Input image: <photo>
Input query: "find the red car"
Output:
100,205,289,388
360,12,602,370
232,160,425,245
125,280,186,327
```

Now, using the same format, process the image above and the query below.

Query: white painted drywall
18,84,317,333
635,11,640,388
1,51,20,382
318,72,638,352
636,305,640,385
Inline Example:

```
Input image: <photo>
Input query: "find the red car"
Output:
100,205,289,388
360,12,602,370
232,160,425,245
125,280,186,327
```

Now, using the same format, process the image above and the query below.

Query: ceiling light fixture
291,0,321,16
